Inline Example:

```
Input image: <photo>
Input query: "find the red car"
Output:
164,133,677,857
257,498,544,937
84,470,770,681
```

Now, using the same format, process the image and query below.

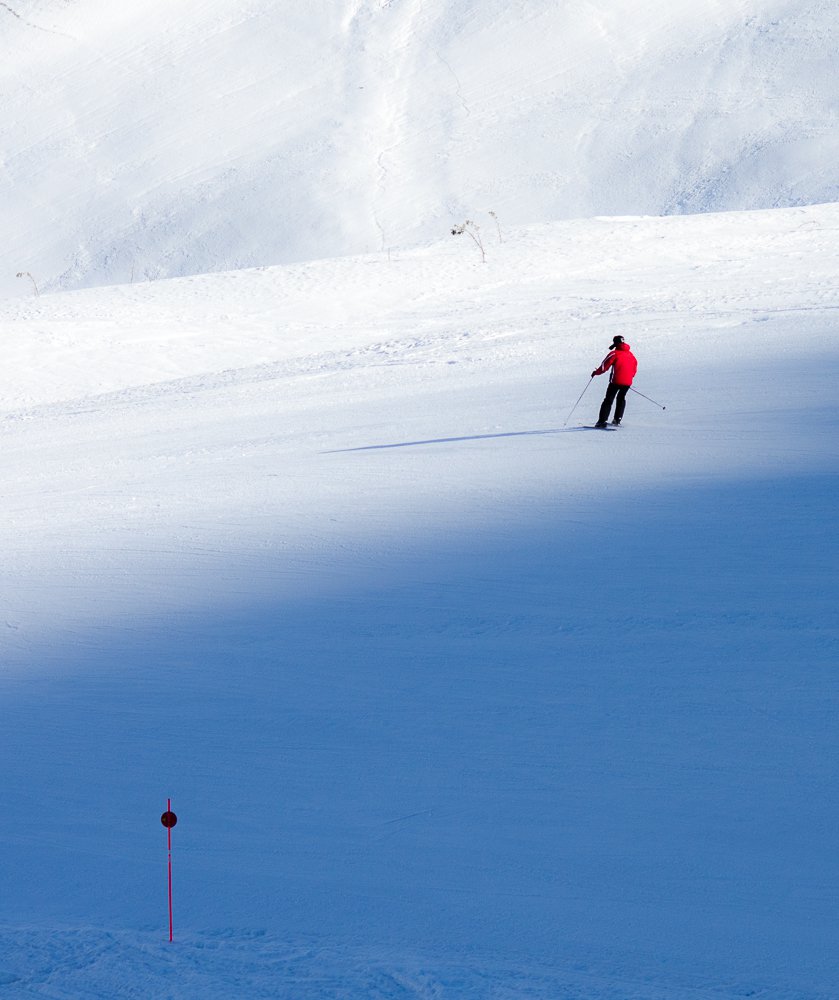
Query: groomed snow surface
1,204,838,997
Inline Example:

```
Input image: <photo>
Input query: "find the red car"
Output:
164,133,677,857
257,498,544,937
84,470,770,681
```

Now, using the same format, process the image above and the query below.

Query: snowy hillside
1,204,838,997
1,0,838,294
2,0,838,994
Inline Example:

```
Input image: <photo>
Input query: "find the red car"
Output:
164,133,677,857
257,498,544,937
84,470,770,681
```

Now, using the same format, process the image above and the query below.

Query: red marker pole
161,800,178,942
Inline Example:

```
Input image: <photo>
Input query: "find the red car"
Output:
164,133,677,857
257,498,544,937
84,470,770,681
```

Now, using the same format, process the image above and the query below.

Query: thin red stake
167,798,173,942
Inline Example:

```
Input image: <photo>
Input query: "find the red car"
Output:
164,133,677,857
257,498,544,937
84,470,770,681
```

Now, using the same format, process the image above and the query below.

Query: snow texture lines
2,926,821,999
435,48,471,119
371,0,428,251
2,0,838,293
0,1,74,38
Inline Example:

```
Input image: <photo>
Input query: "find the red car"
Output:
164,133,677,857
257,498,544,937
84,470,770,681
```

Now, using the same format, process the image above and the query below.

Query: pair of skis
564,381,666,427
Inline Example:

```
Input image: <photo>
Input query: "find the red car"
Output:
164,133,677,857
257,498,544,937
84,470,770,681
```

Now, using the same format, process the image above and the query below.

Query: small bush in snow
451,220,486,262
16,271,39,296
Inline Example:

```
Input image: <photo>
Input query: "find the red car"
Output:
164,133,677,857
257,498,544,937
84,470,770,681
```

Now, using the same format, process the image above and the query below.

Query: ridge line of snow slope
2,202,837,413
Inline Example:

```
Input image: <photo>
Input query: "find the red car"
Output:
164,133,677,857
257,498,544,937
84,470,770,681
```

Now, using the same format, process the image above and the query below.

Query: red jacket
593,342,637,385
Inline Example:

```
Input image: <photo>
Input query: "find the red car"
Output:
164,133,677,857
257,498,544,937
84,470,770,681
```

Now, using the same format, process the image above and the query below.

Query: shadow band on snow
0,472,836,996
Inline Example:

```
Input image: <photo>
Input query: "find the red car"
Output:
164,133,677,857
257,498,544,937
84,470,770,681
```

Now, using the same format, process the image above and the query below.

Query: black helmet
609,336,624,349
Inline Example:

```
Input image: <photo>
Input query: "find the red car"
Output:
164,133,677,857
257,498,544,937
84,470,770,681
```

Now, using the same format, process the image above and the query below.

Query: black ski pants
598,382,630,424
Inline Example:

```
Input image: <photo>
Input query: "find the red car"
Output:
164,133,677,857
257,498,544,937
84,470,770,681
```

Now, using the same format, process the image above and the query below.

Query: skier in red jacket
591,336,638,427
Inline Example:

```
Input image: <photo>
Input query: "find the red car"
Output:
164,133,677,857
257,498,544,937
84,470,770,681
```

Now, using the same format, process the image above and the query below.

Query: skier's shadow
324,427,592,454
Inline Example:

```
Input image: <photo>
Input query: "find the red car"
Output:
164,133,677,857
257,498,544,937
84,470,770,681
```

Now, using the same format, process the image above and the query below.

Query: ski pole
629,386,666,410
563,376,594,426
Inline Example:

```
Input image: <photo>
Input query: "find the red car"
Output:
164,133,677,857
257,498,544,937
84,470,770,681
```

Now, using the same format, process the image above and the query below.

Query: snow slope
1,204,837,996
1,0,838,294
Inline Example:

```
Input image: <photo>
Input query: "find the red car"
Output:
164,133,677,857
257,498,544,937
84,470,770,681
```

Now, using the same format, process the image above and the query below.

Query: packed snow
2,202,838,997
2,1,838,997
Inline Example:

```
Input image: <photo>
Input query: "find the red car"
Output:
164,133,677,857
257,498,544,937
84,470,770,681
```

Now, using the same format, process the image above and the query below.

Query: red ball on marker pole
161,800,177,941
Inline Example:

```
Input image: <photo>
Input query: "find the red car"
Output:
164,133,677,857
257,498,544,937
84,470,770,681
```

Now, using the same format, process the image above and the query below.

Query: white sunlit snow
1,0,838,295
1,0,838,998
